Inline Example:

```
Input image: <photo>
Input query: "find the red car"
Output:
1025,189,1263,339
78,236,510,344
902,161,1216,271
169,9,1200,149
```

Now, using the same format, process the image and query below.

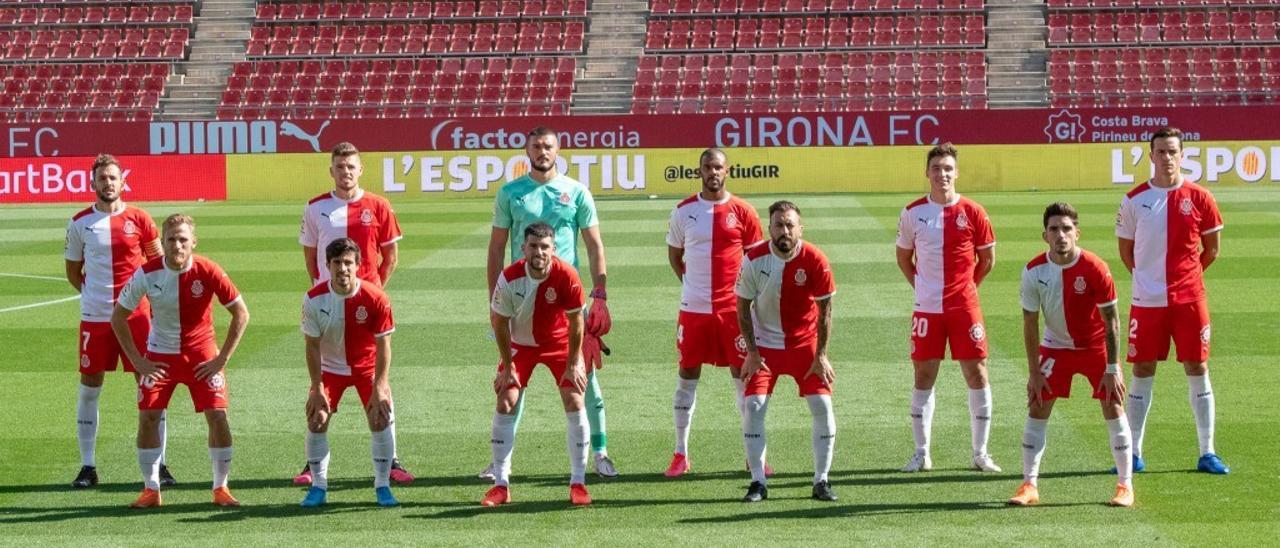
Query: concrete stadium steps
986,0,1048,108
159,0,255,120
574,0,649,113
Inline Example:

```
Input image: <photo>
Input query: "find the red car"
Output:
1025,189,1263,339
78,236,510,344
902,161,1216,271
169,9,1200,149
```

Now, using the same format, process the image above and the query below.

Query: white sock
910,388,935,455
969,386,993,456
371,428,395,488
1021,417,1048,486
732,377,747,418
209,446,232,489
566,410,589,485
76,384,102,467
387,401,400,461
1107,416,1133,488
1127,376,1155,457
491,413,517,487
138,447,162,490
305,431,330,490
743,394,769,485
159,410,168,465
673,378,698,456
807,395,835,483
1187,374,1216,455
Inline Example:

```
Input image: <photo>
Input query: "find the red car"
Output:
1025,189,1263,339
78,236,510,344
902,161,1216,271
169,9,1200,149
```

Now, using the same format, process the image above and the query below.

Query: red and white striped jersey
1116,180,1223,307
64,205,158,322
491,256,585,349
301,279,395,376
735,241,836,350
118,255,241,355
666,193,762,314
896,194,995,313
1020,250,1117,350
299,189,403,285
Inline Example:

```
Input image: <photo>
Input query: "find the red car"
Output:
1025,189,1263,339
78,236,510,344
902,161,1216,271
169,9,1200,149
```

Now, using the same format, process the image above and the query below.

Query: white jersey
300,279,395,376
64,205,158,321
117,255,241,355
1020,250,1117,350
666,193,761,314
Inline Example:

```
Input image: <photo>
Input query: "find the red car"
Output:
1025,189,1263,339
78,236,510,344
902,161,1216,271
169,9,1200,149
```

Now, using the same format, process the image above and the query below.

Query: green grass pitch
1,188,1278,546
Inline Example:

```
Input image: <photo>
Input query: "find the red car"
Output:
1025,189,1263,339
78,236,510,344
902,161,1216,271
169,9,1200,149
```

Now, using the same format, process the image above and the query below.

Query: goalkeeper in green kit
480,126,618,478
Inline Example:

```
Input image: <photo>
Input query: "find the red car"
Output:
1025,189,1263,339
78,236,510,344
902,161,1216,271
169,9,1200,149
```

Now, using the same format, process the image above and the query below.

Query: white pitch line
0,295,80,314
0,272,66,282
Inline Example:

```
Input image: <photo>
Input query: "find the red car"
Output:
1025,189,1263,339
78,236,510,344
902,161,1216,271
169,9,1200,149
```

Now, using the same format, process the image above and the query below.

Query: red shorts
745,343,831,397
677,310,747,368
498,343,574,389
1128,302,1211,363
910,308,988,361
79,315,148,375
136,347,228,413
322,369,376,413
1038,346,1108,401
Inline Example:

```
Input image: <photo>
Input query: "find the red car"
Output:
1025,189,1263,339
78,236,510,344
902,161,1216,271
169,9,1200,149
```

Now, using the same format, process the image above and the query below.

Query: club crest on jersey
1179,197,1194,215
794,268,807,286
355,305,369,323
735,335,748,353
955,211,970,229
725,212,739,228
558,192,571,205
969,323,986,342
190,280,205,298
545,287,558,303
122,220,138,235
207,372,225,389
1200,325,1211,343
1073,276,1087,294
360,209,374,226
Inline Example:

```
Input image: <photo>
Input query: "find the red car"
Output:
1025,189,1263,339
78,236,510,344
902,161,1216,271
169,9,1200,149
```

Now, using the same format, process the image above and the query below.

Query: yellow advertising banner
226,141,1280,201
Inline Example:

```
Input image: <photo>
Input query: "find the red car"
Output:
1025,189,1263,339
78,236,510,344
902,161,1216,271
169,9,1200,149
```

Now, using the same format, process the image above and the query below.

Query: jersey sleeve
1115,196,1137,240
742,203,764,247
209,264,242,307
64,218,84,261
1019,267,1040,312
734,254,759,300
811,252,836,300
117,269,146,311
665,206,684,248
894,208,914,250
1200,190,1224,234
1095,261,1118,307
374,293,395,337
576,187,600,229
140,213,159,245
490,273,515,317
300,294,322,338
299,205,319,247
379,202,404,246
973,205,996,249
561,270,585,313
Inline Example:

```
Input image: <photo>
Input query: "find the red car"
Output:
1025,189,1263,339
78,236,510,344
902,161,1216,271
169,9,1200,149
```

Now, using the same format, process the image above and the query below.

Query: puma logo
280,120,331,152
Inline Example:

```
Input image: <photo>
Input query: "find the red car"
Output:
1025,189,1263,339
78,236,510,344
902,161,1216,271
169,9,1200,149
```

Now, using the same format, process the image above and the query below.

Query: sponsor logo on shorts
140,376,157,389
1128,343,1138,357
725,212,738,228
1200,324,1211,343
968,323,986,342
1179,197,1194,215
735,335,748,353
794,268,807,286
676,324,684,344
207,372,225,389
1073,276,1087,294
360,209,374,226
545,287,558,303
80,355,90,369
191,280,205,298
955,211,970,229
123,220,138,235
355,305,369,323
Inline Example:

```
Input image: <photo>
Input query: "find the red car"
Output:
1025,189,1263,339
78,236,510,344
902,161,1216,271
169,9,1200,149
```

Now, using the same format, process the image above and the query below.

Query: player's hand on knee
1102,372,1126,403
1027,373,1050,408
136,358,169,381
367,388,392,431
564,358,587,393
306,387,330,428
806,353,835,386
494,365,520,394
194,355,228,380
